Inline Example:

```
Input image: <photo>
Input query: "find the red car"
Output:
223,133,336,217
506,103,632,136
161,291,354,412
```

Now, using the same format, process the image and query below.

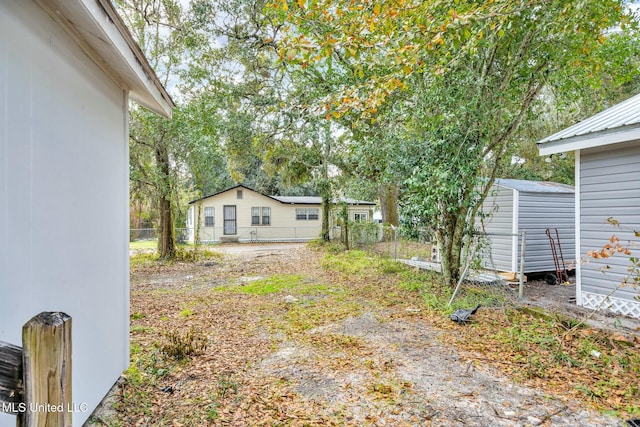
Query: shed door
223,205,237,235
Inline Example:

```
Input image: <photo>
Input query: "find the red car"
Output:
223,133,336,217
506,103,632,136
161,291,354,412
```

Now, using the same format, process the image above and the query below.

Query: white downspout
512,189,520,272
575,150,582,306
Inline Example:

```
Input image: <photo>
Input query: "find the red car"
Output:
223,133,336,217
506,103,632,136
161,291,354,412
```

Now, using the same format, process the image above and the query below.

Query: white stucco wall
0,2,129,425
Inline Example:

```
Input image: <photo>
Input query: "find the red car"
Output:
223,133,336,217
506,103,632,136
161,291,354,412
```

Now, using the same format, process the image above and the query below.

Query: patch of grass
321,250,380,275
205,404,219,422
130,252,159,268
116,345,168,417
130,246,223,268
179,308,194,318
396,267,504,315
239,274,306,295
286,299,363,332
321,249,407,278
217,375,240,399
129,240,158,250
174,247,224,262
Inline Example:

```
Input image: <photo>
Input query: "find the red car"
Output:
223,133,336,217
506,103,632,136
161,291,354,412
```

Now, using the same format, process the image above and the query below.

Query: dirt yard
88,244,639,426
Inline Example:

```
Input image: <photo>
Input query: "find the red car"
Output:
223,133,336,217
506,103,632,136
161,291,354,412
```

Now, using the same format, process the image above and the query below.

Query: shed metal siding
518,192,575,273
580,142,640,303
479,182,575,274
479,187,514,271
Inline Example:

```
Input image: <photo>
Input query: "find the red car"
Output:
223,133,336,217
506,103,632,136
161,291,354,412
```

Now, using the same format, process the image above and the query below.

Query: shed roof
189,185,376,206
493,178,574,194
36,0,174,117
537,93,640,155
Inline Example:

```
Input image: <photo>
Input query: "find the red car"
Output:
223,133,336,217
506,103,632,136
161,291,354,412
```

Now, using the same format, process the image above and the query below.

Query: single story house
187,185,376,243
0,0,173,425
538,94,640,319
479,179,575,275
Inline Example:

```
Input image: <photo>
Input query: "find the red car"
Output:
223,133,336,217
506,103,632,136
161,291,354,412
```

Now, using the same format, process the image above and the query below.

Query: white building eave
537,93,640,156
538,125,640,156
35,0,174,118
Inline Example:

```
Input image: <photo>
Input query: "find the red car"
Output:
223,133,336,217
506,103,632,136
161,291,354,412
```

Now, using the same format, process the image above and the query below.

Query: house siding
580,141,640,310
194,188,321,242
189,187,374,243
0,2,130,425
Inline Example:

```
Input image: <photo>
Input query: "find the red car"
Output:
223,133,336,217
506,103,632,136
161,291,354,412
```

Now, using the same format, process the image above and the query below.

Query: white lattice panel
582,292,640,319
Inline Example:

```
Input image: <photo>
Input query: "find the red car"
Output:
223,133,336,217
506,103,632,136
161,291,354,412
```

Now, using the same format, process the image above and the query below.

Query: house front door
223,205,237,235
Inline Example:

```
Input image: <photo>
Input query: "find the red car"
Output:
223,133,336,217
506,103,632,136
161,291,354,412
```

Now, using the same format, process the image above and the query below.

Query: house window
296,208,320,220
237,189,243,199
252,207,271,225
354,212,368,222
204,207,214,226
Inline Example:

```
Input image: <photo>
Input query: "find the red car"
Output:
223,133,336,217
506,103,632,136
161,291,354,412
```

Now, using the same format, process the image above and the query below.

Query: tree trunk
321,196,331,242
438,209,467,285
379,182,399,225
320,122,332,242
156,146,175,259
379,182,399,241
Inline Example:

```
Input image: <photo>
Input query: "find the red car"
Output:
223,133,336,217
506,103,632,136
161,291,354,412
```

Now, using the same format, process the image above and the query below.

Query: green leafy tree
273,0,636,283
118,0,227,258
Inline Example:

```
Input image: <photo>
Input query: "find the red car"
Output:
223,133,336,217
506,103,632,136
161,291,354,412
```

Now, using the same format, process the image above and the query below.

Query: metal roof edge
189,185,376,206
538,125,640,156
537,93,640,151
493,178,574,193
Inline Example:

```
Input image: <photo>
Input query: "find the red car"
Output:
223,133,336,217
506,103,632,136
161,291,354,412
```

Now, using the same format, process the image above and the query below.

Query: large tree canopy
271,0,638,283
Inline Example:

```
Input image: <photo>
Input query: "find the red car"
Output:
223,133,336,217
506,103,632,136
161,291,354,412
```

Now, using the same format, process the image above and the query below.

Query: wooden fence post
0,341,23,413
19,312,72,427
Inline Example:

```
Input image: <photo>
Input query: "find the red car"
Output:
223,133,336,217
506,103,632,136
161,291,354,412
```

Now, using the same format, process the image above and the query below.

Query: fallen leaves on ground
93,245,639,426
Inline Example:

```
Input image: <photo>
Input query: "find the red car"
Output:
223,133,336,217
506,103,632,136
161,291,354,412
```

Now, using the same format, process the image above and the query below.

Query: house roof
189,184,376,206
272,195,376,205
36,0,174,118
537,93,640,155
493,178,574,194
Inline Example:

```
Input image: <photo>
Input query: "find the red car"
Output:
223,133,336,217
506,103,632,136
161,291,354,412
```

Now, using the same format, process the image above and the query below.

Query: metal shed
479,179,575,275
538,93,640,319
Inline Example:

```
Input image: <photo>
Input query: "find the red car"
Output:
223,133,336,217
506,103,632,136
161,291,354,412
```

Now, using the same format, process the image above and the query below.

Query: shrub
160,326,208,359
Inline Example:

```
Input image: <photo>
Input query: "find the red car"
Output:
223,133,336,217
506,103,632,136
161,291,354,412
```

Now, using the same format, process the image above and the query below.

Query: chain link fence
130,228,190,244
129,225,436,262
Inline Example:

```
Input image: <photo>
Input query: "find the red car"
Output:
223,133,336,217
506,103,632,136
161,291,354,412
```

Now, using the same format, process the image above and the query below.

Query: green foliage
348,221,380,247
320,250,381,276
272,0,639,288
